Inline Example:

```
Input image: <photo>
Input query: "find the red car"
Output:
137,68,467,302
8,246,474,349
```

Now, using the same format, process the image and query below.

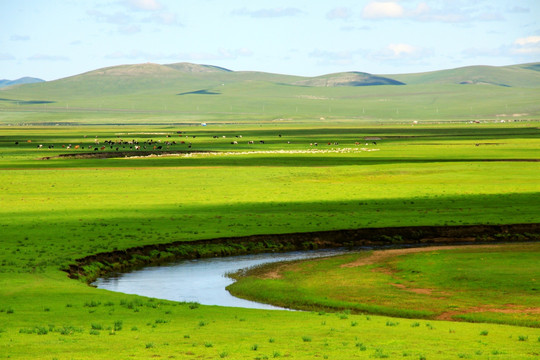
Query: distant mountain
53,62,402,88
69,62,538,88
79,63,182,77
74,62,232,78
1,61,538,122
0,77,45,88
385,62,540,88
2,61,539,104
3,62,540,91
164,62,232,73
294,72,404,87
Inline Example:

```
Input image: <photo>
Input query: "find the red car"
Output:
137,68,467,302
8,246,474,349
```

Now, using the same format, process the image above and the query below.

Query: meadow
1,62,540,126
228,243,540,327
1,63,539,358
1,119,539,359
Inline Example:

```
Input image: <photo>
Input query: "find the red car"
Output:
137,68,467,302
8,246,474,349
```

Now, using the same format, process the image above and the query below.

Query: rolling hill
386,62,540,88
164,62,232,73
0,62,539,124
0,76,44,88
293,72,404,87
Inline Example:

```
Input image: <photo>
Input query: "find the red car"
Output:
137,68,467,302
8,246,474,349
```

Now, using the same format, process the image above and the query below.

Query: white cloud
232,8,303,18
143,11,182,26
88,3,182,30
372,43,433,61
461,47,502,58
387,43,417,56
361,1,504,23
411,2,430,16
118,24,141,34
105,48,253,61
362,1,404,19
476,12,504,22
176,48,253,61
105,50,152,59
310,49,355,61
460,36,540,59
215,48,253,59
87,9,131,25
340,25,371,32
327,7,353,20
513,35,540,54
309,49,367,68
514,35,540,46
508,6,529,14
0,53,16,61
10,35,30,41
125,0,162,11
410,2,467,23
28,54,69,61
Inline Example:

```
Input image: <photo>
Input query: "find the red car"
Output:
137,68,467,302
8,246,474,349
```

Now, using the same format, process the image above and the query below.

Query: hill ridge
164,62,232,73
0,77,45,88
295,71,405,87
385,62,540,87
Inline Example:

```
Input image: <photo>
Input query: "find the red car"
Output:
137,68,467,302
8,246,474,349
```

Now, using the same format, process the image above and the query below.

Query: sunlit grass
229,243,540,327
0,122,539,358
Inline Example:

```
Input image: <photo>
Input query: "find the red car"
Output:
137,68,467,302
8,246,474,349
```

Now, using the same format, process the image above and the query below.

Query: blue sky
1,0,539,80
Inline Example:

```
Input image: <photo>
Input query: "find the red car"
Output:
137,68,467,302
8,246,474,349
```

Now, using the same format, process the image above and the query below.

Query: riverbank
67,223,540,284
3,122,540,359
227,242,540,327
94,248,349,309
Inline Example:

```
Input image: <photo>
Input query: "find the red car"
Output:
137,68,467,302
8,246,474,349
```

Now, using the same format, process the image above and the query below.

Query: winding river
93,248,349,310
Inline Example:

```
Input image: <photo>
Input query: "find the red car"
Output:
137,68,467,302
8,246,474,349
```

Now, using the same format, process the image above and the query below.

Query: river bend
94,249,347,310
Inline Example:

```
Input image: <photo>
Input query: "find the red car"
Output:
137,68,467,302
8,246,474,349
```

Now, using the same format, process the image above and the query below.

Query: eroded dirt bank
41,151,540,161
66,223,539,283
41,150,201,160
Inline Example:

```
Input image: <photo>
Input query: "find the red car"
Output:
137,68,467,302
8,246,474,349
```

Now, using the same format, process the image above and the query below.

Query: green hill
0,62,539,124
293,72,404,87
164,62,232,73
0,76,44,88
513,62,540,72
386,63,540,87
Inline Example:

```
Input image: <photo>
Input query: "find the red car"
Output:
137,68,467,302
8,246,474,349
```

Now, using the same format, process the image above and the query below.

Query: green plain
228,243,540,327
1,64,540,358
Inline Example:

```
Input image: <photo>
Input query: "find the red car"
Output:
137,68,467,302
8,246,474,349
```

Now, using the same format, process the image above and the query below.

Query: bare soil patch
340,244,504,268
437,305,540,321
68,223,539,283
390,283,433,295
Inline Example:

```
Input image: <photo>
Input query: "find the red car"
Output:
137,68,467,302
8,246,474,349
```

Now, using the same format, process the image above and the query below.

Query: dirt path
340,244,505,268
436,305,540,321
340,243,540,321
260,244,505,280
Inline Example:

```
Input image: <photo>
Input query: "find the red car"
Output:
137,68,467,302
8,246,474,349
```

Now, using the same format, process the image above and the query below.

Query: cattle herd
17,132,379,152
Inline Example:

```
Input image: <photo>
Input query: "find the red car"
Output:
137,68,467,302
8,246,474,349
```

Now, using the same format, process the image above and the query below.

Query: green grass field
1,62,540,125
228,243,540,327
1,64,539,358
1,120,539,359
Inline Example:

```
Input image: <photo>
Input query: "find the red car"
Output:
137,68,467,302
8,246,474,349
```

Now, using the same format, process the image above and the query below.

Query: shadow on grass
0,97,56,105
4,191,539,230
18,154,538,169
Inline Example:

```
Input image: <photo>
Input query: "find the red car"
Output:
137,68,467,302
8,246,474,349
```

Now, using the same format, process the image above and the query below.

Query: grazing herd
17,132,381,153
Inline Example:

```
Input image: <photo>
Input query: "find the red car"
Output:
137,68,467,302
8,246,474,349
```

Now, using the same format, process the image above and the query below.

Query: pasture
228,243,540,327
0,119,539,359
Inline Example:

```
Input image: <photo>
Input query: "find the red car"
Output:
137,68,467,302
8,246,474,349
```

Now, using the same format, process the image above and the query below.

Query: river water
93,248,349,310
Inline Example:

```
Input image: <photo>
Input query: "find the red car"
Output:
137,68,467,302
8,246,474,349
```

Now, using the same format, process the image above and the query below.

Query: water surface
94,249,347,310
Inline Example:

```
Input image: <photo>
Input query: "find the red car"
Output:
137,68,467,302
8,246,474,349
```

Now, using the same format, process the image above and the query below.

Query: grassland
1,63,539,358
1,62,540,125
0,120,539,359
228,243,540,327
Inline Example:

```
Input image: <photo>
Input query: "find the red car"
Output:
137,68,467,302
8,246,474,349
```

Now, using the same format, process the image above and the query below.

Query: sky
1,0,539,81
